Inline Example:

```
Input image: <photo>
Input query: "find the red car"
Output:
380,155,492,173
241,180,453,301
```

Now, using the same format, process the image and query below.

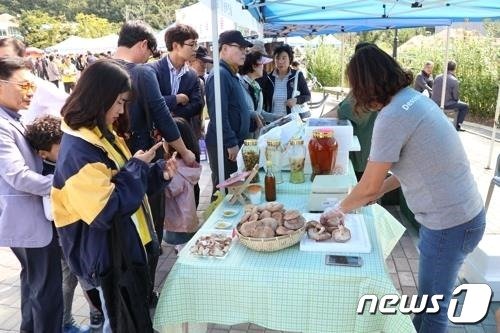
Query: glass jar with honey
308,129,338,181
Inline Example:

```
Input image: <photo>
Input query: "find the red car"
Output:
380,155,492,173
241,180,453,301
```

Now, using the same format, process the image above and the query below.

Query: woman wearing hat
239,50,272,137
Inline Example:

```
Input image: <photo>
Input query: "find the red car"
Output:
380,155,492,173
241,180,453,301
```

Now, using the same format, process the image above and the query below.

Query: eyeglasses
0,79,37,92
227,44,247,52
183,41,198,49
146,41,160,59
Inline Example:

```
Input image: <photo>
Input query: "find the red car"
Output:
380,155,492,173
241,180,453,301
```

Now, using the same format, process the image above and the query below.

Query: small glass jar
242,139,260,183
289,138,306,183
265,139,283,184
308,129,338,181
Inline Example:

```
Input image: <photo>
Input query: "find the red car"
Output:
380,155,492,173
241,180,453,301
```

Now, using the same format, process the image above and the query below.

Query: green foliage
19,10,73,48
304,44,342,87
398,34,499,119
0,0,197,30
75,13,119,38
304,28,498,120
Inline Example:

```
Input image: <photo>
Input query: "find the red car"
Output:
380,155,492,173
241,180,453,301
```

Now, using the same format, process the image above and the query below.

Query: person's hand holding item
227,145,239,161
320,204,345,225
176,93,189,105
286,97,297,108
163,152,178,180
133,141,163,163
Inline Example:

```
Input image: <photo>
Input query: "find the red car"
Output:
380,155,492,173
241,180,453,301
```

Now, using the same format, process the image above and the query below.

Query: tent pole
211,0,225,196
392,28,398,59
439,26,450,109
485,85,500,169
340,33,344,91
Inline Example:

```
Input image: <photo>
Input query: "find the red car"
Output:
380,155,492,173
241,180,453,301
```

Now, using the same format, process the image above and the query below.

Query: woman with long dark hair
322,44,485,333
52,59,176,332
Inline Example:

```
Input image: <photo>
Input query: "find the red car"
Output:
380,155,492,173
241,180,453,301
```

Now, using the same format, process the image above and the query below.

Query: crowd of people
0,18,485,333
0,19,314,333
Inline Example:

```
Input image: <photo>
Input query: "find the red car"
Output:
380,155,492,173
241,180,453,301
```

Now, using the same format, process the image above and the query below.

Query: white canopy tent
176,0,262,42
46,34,118,55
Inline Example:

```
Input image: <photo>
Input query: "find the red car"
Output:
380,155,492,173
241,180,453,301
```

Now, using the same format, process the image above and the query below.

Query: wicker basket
235,223,305,252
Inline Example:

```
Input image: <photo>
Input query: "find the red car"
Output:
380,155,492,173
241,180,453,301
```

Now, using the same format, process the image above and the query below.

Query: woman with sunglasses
322,44,485,333
0,57,64,332
51,59,176,332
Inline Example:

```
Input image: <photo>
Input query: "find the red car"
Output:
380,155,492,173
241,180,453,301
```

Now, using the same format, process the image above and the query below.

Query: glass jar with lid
265,139,283,184
308,129,338,181
288,138,306,183
242,139,260,183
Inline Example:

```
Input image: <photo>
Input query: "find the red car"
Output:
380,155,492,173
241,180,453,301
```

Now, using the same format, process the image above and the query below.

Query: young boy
25,115,104,333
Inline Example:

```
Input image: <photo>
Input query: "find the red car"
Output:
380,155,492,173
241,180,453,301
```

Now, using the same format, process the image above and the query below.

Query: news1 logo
357,283,493,324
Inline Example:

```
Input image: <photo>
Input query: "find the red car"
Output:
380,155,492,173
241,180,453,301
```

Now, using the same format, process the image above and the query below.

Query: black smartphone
325,255,363,267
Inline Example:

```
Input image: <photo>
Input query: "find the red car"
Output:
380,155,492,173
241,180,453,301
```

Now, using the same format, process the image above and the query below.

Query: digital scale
308,174,353,212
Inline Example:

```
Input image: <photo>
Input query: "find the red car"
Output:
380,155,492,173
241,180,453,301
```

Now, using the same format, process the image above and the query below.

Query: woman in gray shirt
323,44,485,333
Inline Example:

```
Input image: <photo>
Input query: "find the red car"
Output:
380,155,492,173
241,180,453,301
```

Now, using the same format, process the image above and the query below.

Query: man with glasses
0,37,68,125
148,24,203,215
113,20,195,308
205,30,253,199
0,56,63,333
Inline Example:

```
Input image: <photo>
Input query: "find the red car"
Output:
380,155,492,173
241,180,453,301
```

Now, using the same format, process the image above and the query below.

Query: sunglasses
0,79,37,92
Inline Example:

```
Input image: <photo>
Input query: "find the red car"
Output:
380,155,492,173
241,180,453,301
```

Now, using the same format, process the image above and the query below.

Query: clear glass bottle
265,160,276,201
289,138,306,183
265,139,283,183
308,129,338,181
242,139,259,183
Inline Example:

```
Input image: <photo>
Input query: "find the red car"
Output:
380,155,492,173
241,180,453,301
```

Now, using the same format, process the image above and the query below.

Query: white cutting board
300,213,372,253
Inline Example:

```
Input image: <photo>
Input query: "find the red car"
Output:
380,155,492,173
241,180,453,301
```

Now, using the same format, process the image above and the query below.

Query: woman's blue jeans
412,209,486,333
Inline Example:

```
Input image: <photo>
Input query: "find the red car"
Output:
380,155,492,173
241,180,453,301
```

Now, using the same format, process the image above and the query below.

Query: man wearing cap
190,45,213,83
188,46,213,143
205,30,253,198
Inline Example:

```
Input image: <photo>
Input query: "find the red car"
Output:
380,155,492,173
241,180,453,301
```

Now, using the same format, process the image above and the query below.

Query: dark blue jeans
445,101,469,128
413,209,486,333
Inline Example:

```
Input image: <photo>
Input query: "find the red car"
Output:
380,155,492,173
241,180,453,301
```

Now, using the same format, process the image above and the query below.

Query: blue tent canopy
240,0,500,36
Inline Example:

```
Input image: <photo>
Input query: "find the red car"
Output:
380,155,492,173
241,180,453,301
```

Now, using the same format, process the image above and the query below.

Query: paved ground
0,101,499,332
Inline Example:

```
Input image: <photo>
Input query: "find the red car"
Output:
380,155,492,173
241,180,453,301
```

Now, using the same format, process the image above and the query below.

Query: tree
75,13,120,38
0,0,197,30
18,10,73,48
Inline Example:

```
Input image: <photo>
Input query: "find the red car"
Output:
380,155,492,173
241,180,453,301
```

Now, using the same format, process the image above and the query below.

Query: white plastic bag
42,195,53,221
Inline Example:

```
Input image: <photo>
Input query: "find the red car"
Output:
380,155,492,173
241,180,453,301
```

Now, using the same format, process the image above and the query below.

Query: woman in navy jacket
52,60,175,332
260,44,311,123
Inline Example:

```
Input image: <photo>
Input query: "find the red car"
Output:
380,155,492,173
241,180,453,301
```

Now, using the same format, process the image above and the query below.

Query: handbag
290,71,311,117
